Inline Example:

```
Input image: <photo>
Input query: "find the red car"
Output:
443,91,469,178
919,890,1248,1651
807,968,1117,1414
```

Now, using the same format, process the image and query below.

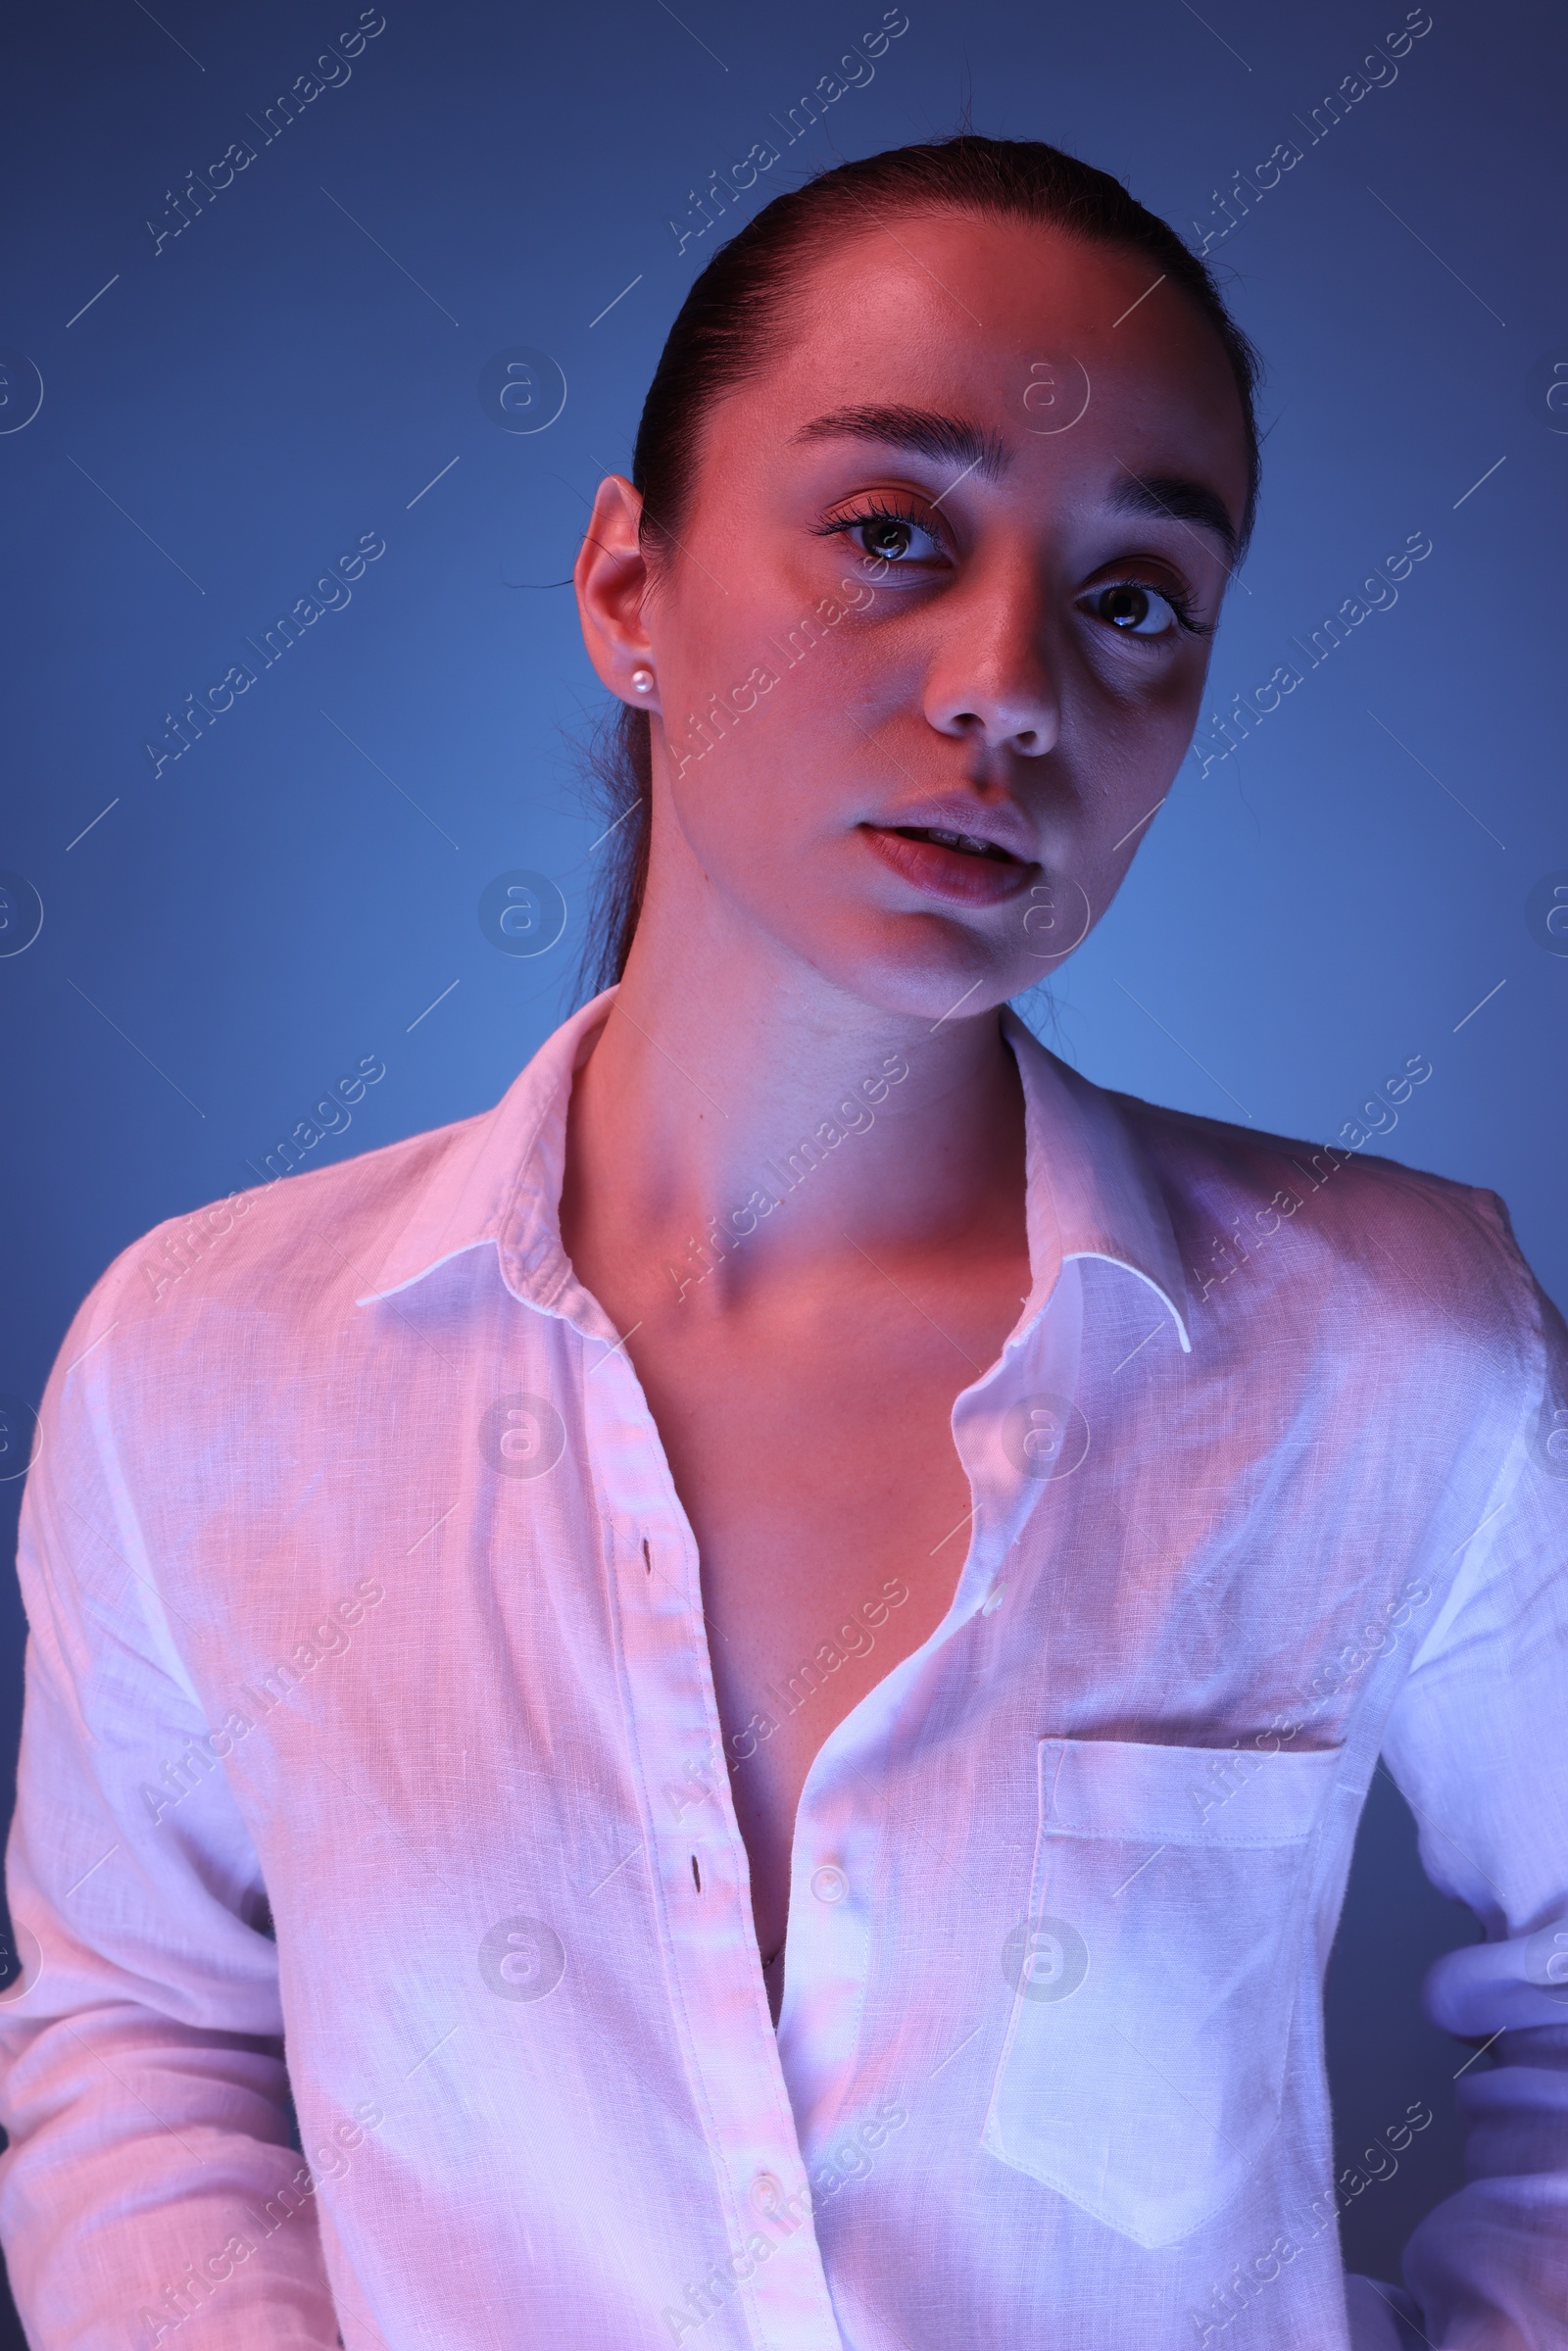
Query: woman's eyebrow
789,414,1239,563
1106,470,1239,565
791,405,1009,483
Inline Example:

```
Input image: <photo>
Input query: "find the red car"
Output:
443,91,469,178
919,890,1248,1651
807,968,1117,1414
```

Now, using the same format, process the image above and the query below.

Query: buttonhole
642,1538,652,1574
691,1854,702,1892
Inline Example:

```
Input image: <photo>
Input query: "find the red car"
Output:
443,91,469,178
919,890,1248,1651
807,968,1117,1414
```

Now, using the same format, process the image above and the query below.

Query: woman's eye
841,512,944,568
1086,582,1183,636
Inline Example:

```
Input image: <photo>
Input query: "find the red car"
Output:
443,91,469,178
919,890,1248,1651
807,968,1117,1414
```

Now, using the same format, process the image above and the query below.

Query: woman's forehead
705,215,1249,510
798,209,1157,320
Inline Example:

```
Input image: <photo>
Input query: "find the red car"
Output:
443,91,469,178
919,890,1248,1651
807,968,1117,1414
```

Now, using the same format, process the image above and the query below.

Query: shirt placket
585,1336,847,2351
777,1261,1086,2136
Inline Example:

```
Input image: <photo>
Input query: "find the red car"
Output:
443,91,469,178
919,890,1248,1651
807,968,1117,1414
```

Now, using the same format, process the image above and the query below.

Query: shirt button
750,2171,785,2222
810,1864,848,1904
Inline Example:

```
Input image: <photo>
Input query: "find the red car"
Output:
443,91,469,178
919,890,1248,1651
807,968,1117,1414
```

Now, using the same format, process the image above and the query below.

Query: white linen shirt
2,990,1566,2351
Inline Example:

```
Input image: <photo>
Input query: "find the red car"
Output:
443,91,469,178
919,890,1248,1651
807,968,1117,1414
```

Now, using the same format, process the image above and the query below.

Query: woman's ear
574,474,660,711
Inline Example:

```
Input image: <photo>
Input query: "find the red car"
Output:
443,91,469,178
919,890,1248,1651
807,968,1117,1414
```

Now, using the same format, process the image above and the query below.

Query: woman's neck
561,872,1028,1311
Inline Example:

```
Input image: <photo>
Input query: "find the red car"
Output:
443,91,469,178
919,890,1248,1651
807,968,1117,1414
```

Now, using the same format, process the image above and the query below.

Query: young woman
1,137,1562,2351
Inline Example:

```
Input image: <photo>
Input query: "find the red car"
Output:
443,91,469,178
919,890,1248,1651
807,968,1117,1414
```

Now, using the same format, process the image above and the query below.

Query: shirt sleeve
1368,1206,1568,2348
0,1270,340,2349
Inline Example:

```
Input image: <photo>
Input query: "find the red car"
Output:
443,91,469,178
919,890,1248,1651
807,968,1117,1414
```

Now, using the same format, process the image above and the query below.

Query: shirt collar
1002,1005,1190,1352
353,988,615,1311
356,990,1190,1351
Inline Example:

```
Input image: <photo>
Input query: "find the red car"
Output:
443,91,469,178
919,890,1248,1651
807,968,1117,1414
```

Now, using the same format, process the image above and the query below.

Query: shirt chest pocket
981,1734,1343,2248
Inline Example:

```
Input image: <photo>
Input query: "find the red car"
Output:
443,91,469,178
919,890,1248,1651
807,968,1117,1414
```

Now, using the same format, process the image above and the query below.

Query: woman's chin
790,909,1034,1030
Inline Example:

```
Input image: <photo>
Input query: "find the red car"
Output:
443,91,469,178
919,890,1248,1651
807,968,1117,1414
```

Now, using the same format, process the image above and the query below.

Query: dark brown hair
578,132,1263,997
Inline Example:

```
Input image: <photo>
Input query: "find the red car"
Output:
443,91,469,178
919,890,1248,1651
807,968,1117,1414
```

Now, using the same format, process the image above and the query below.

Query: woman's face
587,211,1251,1022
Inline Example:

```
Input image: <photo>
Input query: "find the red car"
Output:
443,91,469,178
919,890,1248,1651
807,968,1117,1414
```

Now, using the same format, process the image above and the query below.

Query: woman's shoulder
1106,1080,1547,1381
62,1101,495,1368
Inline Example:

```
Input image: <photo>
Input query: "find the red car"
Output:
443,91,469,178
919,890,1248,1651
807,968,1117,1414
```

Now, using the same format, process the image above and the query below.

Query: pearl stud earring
630,665,655,695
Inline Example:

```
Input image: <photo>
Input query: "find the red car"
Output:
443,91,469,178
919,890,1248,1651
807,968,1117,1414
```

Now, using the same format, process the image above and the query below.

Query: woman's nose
921,578,1060,757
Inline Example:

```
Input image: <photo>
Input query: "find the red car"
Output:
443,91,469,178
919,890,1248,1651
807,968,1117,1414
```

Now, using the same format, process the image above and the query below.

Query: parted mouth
858,813,1040,906
889,824,1024,864
863,794,1040,868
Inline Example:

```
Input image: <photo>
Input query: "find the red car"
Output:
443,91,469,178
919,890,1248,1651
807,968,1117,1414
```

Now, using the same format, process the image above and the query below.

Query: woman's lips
858,823,1039,906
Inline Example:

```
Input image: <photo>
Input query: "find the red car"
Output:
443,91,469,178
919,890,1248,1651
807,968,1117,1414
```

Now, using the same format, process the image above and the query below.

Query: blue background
2,0,1564,2327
